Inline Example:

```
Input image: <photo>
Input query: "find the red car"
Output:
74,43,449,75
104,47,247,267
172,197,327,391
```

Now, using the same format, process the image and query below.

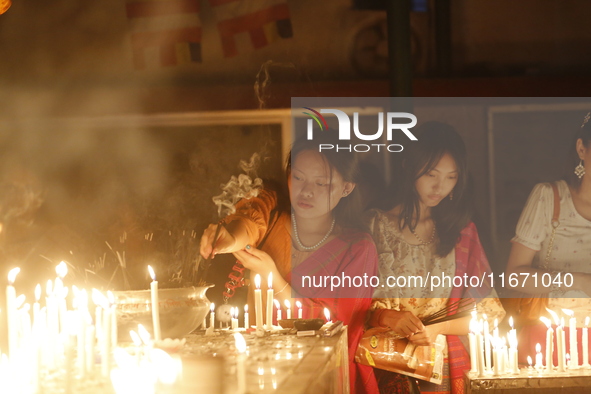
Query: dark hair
564,119,591,189
394,121,472,257
285,130,363,228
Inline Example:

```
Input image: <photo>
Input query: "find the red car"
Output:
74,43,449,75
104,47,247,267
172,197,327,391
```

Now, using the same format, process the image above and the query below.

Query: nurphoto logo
303,107,418,152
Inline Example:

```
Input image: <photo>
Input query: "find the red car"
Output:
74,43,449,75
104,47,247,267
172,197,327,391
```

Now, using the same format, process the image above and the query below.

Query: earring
449,190,454,200
575,160,586,179
342,191,349,197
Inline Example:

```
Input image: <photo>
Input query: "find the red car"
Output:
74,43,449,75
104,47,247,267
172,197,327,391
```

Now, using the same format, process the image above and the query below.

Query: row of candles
468,308,591,377
2,261,174,393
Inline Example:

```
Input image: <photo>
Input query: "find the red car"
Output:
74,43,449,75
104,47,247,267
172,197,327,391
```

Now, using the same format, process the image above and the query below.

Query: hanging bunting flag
208,0,292,58
125,0,202,69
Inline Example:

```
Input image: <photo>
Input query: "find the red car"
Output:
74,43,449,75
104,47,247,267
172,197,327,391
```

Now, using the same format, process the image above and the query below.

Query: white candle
483,315,491,372
148,266,161,341
231,307,239,330
6,267,20,359
234,333,247,394
468,323,478,372
244,305,249,329
33,284,41,326
492,338,500,376
535,343,543,370
108,291,118,348
563,309,578,369
55,262,68,335
567,353,571,368
254,275,264,331
273,299,282,322
296,301,302,319
583,317,590,368
557,319,566,372
85,318,95,374
76,289,87,378
540,317,554,373
284,299,291,320
210,303,215,329
475,327,485,377
266,273,274,329
509,334,519,374
527,356,533,372
101,304,112,377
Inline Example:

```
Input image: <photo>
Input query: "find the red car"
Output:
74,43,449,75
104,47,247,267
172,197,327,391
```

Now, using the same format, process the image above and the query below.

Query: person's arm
408,316,470,346
369,308,425,337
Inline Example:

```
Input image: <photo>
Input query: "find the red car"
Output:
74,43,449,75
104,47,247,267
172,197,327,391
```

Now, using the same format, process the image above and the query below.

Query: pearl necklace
291,212,335,250
411,223,436,246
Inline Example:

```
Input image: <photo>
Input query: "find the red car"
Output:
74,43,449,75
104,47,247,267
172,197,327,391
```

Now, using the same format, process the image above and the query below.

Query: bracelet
275,282,289,295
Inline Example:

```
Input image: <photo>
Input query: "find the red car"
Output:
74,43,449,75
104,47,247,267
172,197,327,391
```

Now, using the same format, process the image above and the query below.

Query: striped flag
208,0,293,58
125,0,202,69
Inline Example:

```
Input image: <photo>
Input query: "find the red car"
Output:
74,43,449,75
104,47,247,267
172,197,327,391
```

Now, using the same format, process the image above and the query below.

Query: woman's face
289,150,354,220
414,153,458,208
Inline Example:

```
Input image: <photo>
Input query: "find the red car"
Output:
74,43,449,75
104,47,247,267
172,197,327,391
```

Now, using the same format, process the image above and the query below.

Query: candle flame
562,308,574,317
296,300,302,309
148,265,156,281
244,304,248,312
7,267,20,285
254,274,261,289
536,343,541,352
55,261,68,278
471,308,477,320
546,308,560,325
234,333,246,353
107,291,115,305
482,313,487,320
586,316,590,327
509,316,514,328
129,330,142,347
566,353,570,361
527,356,533,366
324,308,330,322
35,284,41,302
273,299,280,309
137,324,151,345
540,316,552,329
92,289,109,308
268,272,273,289
258,366,265,376
284,299,291,309
210,303,215,312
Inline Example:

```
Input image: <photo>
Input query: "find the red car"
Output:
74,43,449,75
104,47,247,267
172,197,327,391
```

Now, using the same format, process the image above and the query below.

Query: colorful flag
125,0,202,69
208,0,293,58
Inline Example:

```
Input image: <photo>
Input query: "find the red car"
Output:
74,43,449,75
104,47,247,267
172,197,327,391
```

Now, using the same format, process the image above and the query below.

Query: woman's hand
200,223,237,258
408,323,445,346
379,310,424,337
233,246,278,277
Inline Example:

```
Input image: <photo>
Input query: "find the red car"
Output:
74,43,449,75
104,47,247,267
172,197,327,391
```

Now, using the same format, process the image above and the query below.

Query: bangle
275,282,289,295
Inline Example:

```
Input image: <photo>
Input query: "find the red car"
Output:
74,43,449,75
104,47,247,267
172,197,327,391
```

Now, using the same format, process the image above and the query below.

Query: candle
527,356,533,371
540,317,553,373
296,301,302,319
231,307,239,330
492,338,500,376
475,326,485,377
254,274,264,331
274,299,282,322
148,265,161,341
584,317,590,368
266,273,274,329
85,315,95,374
55,262,68,335
284,299,291,320
468,318,478,373
563,309,578,369
210,303,215,329
234,333,247,394
509,333,519,374
6,267,20,359
557,318,566,372
535,343,543,370
33,284,41,326
244,305,249,329
483,314,491,372
108,291,118,348
76,288,88,378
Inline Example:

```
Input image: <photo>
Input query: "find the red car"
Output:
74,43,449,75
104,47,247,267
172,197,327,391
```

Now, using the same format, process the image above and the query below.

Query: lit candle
540,317,553,373
483,315,491,372
254,274,264,331
492,337,500,376
6,267,20,359
108,291,118,348
324,307,331,323
210,303,215,329
475,325,485,377
266,273,274,329
557,318,566,372
85,313,95,374
562,309,578,369
234,333,247,394
535,343,543,370
296,301,302,319
274,299,282,322
509,331,519,374
147,265,161,341
284,299,291,320
231,307,239,330
468,317,478,373
244,304,249,329
33,284,41,326
583,317,590,368
76,288,87,378
566,353,571,369
527,356,533,371
55,261,68,335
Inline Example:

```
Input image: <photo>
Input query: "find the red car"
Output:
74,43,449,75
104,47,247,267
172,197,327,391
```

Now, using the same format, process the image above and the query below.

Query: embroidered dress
225,189,380,394
366,209,505,394
511,180,591,363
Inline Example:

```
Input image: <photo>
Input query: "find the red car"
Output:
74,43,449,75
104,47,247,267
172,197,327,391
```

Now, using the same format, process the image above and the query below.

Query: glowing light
7,267,20,285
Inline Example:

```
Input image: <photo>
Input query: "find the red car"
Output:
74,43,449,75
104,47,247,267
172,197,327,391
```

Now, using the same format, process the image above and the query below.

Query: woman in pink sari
201,132,379,393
